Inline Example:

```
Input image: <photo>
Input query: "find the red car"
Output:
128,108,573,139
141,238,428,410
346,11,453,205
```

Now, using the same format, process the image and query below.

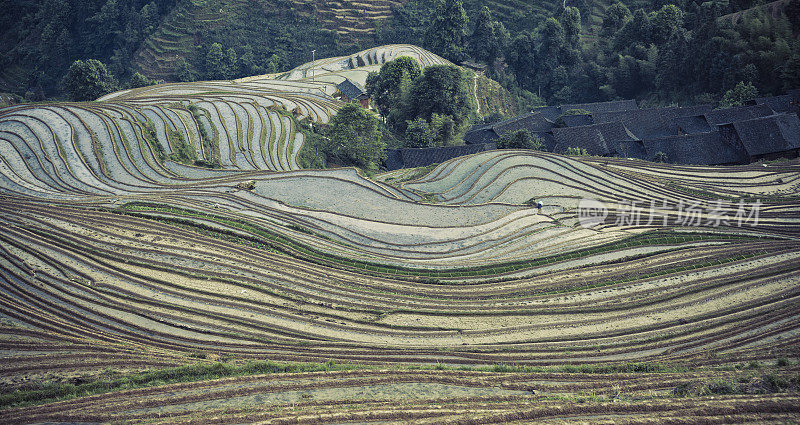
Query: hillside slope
133,0,413,80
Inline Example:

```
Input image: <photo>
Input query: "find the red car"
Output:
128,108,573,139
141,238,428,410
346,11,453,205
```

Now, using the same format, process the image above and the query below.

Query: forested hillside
1,0,798,107
0,0,351,98
380,0,800,107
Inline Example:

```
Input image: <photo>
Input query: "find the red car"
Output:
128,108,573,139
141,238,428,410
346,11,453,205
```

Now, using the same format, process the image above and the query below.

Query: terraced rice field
2,49,800,423
293,0,408,38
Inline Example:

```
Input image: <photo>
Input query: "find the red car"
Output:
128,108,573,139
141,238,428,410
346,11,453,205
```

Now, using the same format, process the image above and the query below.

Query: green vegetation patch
0,360,360,410
167,128,197,165
140,119,166,163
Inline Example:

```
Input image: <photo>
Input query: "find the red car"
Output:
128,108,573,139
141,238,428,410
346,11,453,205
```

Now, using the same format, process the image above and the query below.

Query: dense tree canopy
401,65,476,135
0,0,177,97
0,0,341,98
497,129,543,150
325,104,386,170
426,0,469,62
365,57,422,117
62,59,117,101
468,7,510,65
366,59,476,148
3,0,798,108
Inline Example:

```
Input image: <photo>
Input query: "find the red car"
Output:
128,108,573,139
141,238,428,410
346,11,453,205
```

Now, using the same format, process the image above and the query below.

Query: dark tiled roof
754,95,792,113
536,132,557,152
673,115,713,134
384,149,403,171
592,105,712,139
643,132,747,165
384,143,497,170
598,121,639,143
463,126,498,144
532,106,561,121
531,100,638,121
336,79,368,101
463,111,554,145
552,122,640,156
562,99,639,114
731,113,800,157
493,111,554,134
553,125,608,155
560,114,593,127
704,104,774,125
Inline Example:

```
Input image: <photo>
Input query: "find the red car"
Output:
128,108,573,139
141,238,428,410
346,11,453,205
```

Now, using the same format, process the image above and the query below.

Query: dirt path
473,74,481,116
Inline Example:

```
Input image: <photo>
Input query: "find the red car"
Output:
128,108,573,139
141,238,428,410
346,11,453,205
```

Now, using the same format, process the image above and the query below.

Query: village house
336,78,370,109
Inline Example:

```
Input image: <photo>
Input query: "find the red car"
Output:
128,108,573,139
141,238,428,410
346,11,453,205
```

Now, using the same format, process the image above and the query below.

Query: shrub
719,81,758,109
128,72,164,89
497,129,543,150
565,146,589,156
672,382,692,397
62,59,117,101
700,380,736,395
405,118,434,148
325,103,386,170
167,128,197,164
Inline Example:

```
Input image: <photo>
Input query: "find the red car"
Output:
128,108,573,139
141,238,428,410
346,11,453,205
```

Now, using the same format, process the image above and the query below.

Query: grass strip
0,360,359,410
0,359,701,410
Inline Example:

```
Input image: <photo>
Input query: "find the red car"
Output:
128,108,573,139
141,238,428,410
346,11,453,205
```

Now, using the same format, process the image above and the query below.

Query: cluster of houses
383,90,800,170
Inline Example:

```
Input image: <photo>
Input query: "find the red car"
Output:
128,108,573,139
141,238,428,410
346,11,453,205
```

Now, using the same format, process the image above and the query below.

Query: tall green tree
507,32,537,90
425,0,468,62
560,7,582,49
405,118,435,148
650,4,684,45
602,2,631,36
534,18,570,99
782,54,800,90
225,47,238,79
205,43,227,80
468,7,509,65
719,81,758,108
87,0,122,55
365,56,422,117
614,9,652,52
325,103,386,170
174,58,197,82
402,65,475,134
655,30,689,92
62,59,117,101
